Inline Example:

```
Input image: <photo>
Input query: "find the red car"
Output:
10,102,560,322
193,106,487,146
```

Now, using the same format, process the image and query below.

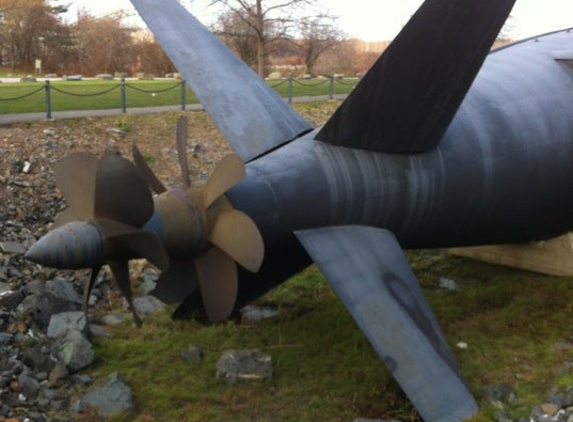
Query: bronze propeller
133,116,264,322
26,150,170,326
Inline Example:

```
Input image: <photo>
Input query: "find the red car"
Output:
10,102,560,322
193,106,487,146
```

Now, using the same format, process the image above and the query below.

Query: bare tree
71,11,134,75
132,33,176,77
297,16,345,76
212,9,259,68
209,0,322,77
0,0,69,72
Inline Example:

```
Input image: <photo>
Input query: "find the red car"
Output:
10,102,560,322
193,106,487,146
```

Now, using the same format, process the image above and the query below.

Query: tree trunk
255,0,265,77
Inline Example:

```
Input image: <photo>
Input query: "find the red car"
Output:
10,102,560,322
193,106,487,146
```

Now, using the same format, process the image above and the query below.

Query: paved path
0,94,347,125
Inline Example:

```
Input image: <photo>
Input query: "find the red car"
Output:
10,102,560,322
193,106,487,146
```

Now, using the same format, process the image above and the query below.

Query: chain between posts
0,76,359,119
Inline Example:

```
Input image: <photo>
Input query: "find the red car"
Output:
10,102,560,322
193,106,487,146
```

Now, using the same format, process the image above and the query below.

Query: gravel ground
0,105,339,422
0,111,232,422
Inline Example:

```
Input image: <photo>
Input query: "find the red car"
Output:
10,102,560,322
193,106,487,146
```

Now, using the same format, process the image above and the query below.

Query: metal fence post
121,77,127,113
288,75,293,104
329,75,334,100
45,80,52,120
181,80,186,111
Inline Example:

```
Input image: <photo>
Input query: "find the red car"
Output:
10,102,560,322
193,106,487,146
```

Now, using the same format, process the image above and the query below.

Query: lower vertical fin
296,225,478,422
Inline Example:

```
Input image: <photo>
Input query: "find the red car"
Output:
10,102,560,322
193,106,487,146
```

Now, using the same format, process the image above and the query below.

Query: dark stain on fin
316,0,516,154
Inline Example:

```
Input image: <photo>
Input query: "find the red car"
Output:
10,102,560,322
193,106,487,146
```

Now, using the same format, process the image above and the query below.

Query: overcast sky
62,0,573,41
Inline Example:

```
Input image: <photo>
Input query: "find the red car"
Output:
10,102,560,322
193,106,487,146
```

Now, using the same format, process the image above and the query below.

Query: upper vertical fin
316,0,516,153
130,0,312,162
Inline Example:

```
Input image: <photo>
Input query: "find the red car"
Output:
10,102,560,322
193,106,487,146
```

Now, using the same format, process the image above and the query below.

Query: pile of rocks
485,383,573,422
0,242,137,421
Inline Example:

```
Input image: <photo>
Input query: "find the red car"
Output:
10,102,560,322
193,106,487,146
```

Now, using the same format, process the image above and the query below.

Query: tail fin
130,0,312,162
316,0,516,153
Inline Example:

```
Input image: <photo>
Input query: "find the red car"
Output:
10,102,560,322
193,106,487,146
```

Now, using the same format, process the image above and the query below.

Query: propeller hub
25,221,104,269
154,187,209,255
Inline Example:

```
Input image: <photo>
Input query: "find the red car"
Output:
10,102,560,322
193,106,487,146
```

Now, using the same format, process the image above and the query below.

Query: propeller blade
209,209,264,273
202,154,245,209
96,218,140,238
108,259,142,327
113,230,170,272
94,153,153,228
53,152,98,220
176,116,190,188
152,259,198,304
172,289,205,320
82,265,102,313
195,246,238,323
132,143,168,194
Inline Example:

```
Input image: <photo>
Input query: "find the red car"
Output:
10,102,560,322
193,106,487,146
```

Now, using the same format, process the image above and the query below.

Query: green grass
87,252,573,422
0,78,358,115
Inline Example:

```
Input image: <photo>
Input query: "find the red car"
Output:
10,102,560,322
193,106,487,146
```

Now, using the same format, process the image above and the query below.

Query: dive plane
25,0,573,420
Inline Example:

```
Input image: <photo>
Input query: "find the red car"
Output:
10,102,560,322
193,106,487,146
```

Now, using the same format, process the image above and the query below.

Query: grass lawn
88,251,573,422
0,78,358,115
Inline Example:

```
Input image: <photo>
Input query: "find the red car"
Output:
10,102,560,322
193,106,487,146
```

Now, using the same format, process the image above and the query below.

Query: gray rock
88,324,111,339
139,268,159,296
52,330,96,373
102,313,128,326
0,332,12,345
18,373,40,400
18,292,79,326
483,383,516,409
22,344,54,373
216,349,272,385
181,345,203,363
46,278,81,305
47,311,88,338
240,305,279,324
129,295,165,315
0,282,10,293
551,341,573,351
22,279,46,295
438,277,459,290
42,387,58,400
530,403,562,421
0,289,24,310
551,387,573,408
63,75,82,81
0,241,26,254
78,372,134,418
109,128,127,138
